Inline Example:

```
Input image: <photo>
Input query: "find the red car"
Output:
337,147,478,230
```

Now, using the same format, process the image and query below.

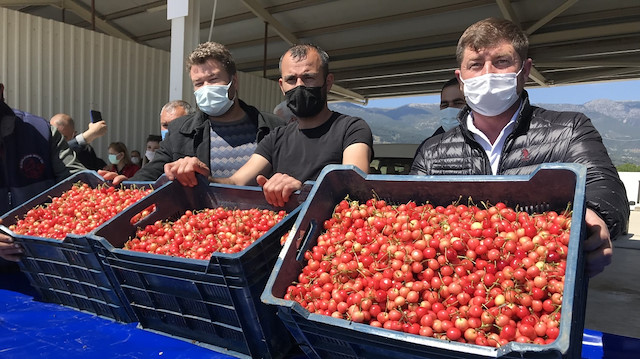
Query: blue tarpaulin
1,272,639,359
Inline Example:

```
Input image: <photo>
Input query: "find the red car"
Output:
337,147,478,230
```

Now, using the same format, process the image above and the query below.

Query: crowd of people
0,17,630,279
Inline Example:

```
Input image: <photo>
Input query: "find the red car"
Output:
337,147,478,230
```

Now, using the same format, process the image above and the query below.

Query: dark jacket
1,103,85,215
67,138,107,171
130,100,286,181
411,91,629,240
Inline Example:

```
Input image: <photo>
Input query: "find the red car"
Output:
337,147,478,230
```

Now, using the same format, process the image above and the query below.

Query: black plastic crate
262,164,588,359
0,170,166,322
89,178,308,359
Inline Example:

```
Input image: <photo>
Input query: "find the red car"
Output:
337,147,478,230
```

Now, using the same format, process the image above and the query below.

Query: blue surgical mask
161,129,168,140
440,107,461,131
194,80,235,116
108,154,120,165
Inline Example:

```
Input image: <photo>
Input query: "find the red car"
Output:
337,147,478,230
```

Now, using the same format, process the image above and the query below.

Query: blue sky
365,79,640,108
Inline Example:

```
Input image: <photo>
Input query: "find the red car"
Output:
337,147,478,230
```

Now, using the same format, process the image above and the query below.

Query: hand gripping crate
262,164,588,359
0,170,166,322
88,177,308,359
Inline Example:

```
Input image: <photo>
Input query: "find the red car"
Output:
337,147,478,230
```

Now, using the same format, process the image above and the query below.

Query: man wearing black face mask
411,18,628,279
164,44,374,207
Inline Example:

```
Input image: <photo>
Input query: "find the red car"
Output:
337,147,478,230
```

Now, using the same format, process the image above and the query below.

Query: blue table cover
1,271,639,359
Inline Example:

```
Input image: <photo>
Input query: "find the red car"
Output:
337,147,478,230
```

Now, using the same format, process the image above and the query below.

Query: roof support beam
240,0,298,45
0,0,134,40
536,60,640,68
60,0,131,40
527,67,548,86
496,0,519,24
239,0,364,103
551,68,640,84
495,1,549,85
525,0,578,35
0,0,57,5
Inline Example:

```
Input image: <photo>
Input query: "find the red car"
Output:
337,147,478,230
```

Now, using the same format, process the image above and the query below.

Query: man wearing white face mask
101,42,286,183
411,17,629,279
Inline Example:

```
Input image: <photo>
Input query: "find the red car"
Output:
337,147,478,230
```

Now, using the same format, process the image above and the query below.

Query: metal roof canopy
2,0,639,104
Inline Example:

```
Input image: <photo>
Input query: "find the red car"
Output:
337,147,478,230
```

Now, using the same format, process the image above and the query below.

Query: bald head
50,113,76,141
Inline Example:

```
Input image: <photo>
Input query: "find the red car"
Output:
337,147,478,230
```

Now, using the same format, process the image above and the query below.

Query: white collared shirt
466,101,523,175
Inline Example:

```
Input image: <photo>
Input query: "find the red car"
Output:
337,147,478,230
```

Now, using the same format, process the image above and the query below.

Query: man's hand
83,120,107,143
256,173,302,207
584,208,613,277
98,169,128,185
0,219,23,262
164,157,210,187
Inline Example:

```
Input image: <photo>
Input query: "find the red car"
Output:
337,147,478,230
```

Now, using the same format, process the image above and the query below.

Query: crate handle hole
295,219,318,262
129,204,157,225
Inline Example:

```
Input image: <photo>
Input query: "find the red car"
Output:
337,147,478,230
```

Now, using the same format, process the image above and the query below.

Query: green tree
616,163,640,172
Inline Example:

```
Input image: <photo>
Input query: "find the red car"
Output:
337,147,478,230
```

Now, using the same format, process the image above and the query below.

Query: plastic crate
0,170,166,322
88,178,308,359
262,164,588,359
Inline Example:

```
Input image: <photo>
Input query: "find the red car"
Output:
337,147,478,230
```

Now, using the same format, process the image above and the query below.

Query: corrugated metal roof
2,0,639,104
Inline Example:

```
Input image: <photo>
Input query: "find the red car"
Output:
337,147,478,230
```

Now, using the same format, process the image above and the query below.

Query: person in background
434,77,466,135
164,44,373,207
142,134,162,166
415,78,467,158
411,17,629,278
130,150,142,166
106,142,139,177
160,100,193,140
50,113,107,171
0,82,85,263
100,41,286,184
273,100,297,123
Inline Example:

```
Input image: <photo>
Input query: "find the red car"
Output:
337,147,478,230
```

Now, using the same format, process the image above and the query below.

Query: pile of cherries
9,183,152,239
124,207,288,259
285,198,571,347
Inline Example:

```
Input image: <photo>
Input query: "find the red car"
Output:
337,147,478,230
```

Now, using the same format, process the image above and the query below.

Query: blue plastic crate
88,178,309,359
262,164,588,359
0,170,166,322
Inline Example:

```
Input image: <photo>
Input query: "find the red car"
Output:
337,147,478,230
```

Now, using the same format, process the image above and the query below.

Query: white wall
0,7,283,161
0,7,170,160
619,172,640,206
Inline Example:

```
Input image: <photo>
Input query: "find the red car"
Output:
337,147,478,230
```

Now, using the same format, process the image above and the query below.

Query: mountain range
329,99,640,166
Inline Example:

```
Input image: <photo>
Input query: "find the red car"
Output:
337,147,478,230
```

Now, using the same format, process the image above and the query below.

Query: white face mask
130,156,141,165
460,66,523,116
145,150,155,162
439,107,461,131
194,80,235,117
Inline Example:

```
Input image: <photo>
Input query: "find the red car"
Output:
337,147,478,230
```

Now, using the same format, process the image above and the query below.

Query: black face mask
285,83,326,118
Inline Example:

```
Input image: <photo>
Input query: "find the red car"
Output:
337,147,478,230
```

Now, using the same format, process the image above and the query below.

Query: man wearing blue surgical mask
411,17,628,279
436,78,466,134
415,78,466,158
160,100,193,140
101,42,286,183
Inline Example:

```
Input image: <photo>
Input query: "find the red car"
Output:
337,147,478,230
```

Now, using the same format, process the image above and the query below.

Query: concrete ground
584,209,640,339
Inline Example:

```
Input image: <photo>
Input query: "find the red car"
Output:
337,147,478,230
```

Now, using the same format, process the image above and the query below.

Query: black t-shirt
255,112,373,181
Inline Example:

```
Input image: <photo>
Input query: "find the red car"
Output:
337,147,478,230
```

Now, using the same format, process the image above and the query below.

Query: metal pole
91,0,95,31
263,22,268,78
